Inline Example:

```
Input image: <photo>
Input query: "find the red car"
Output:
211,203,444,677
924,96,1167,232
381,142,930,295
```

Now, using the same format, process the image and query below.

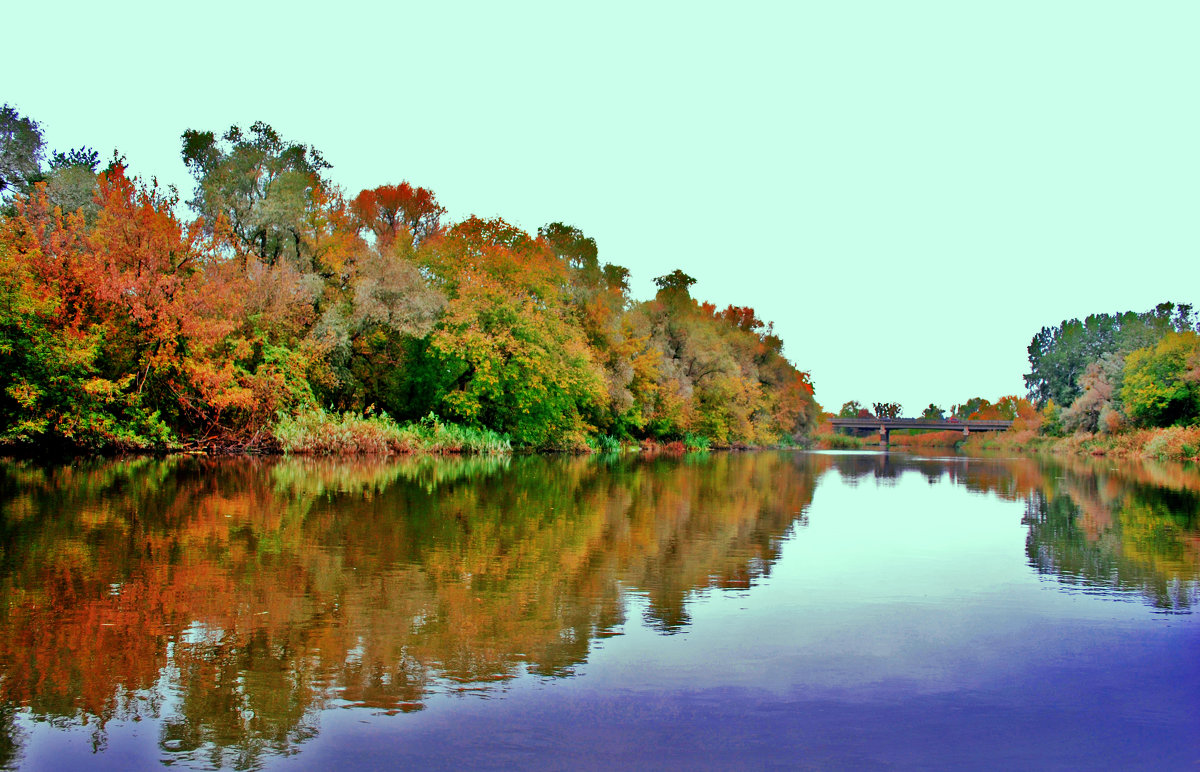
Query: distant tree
48,146,100,172
921,403,945,420
951,397,990,420
38,147,105,222
539,222,599,282
653,269,696,300
838,400,863,418
992,395,1035,421
949,395,1032,421
601,263,630,293
873,402,902,419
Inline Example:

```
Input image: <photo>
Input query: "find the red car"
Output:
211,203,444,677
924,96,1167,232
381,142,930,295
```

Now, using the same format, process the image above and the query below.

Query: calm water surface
0,451,1196,770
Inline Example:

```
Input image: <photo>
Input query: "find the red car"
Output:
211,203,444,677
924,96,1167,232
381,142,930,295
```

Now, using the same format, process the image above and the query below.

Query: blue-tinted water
0,451,1195,770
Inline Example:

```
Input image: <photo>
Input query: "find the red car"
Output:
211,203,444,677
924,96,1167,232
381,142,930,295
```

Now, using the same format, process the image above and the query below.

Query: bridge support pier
880,426,889,446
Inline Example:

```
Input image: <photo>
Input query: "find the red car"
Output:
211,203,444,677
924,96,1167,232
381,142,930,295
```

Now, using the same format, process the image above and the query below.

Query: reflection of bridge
830,418,1013,445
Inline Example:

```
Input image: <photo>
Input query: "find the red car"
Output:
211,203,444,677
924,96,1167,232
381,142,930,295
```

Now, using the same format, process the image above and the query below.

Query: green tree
0,104,44,200
653,269,696,300
539,222,599,282
602,263,630,293
319,241,447,417
838,400,863,418
921,403,945,420
48,146,100,171
1026,302,1196,406
43,148,102,221
1121,332,1200,428
432,273,604,447
181,121,331,267
423,218,605,447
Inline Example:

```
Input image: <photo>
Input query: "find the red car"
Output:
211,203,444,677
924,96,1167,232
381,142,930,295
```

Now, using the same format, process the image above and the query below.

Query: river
0,450,1195,770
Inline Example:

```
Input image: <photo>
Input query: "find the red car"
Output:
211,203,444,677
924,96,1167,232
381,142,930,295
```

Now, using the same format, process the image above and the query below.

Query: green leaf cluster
1121,332,1200,428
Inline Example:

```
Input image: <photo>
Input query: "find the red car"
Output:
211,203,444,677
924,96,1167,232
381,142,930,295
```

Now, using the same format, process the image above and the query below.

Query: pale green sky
6,1,1196,414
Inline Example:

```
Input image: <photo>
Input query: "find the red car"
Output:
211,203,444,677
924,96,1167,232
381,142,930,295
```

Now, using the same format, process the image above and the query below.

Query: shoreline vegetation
0,113,820,456
814,422,1200,463
269,408,725,456
817,302,1200,464
1,109,1195,462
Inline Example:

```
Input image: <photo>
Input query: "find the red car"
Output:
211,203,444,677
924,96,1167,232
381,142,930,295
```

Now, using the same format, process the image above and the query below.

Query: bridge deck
829,418,1012,431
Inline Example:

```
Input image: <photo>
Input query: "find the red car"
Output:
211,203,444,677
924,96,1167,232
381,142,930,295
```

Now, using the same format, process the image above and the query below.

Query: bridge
829,417,1013,445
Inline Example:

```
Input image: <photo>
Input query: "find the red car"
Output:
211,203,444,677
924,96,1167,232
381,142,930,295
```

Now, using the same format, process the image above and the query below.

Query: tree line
0,109,820,451
1024,302,1199,434
835,396,1031,422
834,301,1198,439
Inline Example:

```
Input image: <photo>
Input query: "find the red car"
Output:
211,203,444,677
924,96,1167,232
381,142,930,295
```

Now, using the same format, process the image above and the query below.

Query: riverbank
0,406,770,458
963,424,1200,462
813,422,1200,463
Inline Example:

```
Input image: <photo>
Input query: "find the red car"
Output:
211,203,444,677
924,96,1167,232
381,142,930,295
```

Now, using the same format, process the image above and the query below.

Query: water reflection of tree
0,451,822,766
5,450,1194,765
162,625,320,769
818,451,1200,612
1021,459,1200,612
0,704,23,771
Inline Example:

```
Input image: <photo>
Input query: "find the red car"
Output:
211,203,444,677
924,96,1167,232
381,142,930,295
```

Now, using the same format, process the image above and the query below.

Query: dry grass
962,423,1200,462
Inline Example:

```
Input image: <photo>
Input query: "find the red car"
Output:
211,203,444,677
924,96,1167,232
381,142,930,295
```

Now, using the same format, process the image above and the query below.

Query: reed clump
814,432,867,450
273,409,511,455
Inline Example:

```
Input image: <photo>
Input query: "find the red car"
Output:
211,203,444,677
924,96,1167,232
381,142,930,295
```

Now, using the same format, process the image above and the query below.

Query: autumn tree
2,111,827,451
1121,331,1200,428
951,397,991,420
1060,353,1125,433
536,222,660,436
0,171,184,448
632,282,818,445
0,217,148,448
873,402,902,419
351,182,445,247
0,158,334,450
420,217,606,447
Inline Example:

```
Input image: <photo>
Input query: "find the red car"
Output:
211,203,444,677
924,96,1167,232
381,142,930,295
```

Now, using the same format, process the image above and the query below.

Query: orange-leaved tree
351,182,446,248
